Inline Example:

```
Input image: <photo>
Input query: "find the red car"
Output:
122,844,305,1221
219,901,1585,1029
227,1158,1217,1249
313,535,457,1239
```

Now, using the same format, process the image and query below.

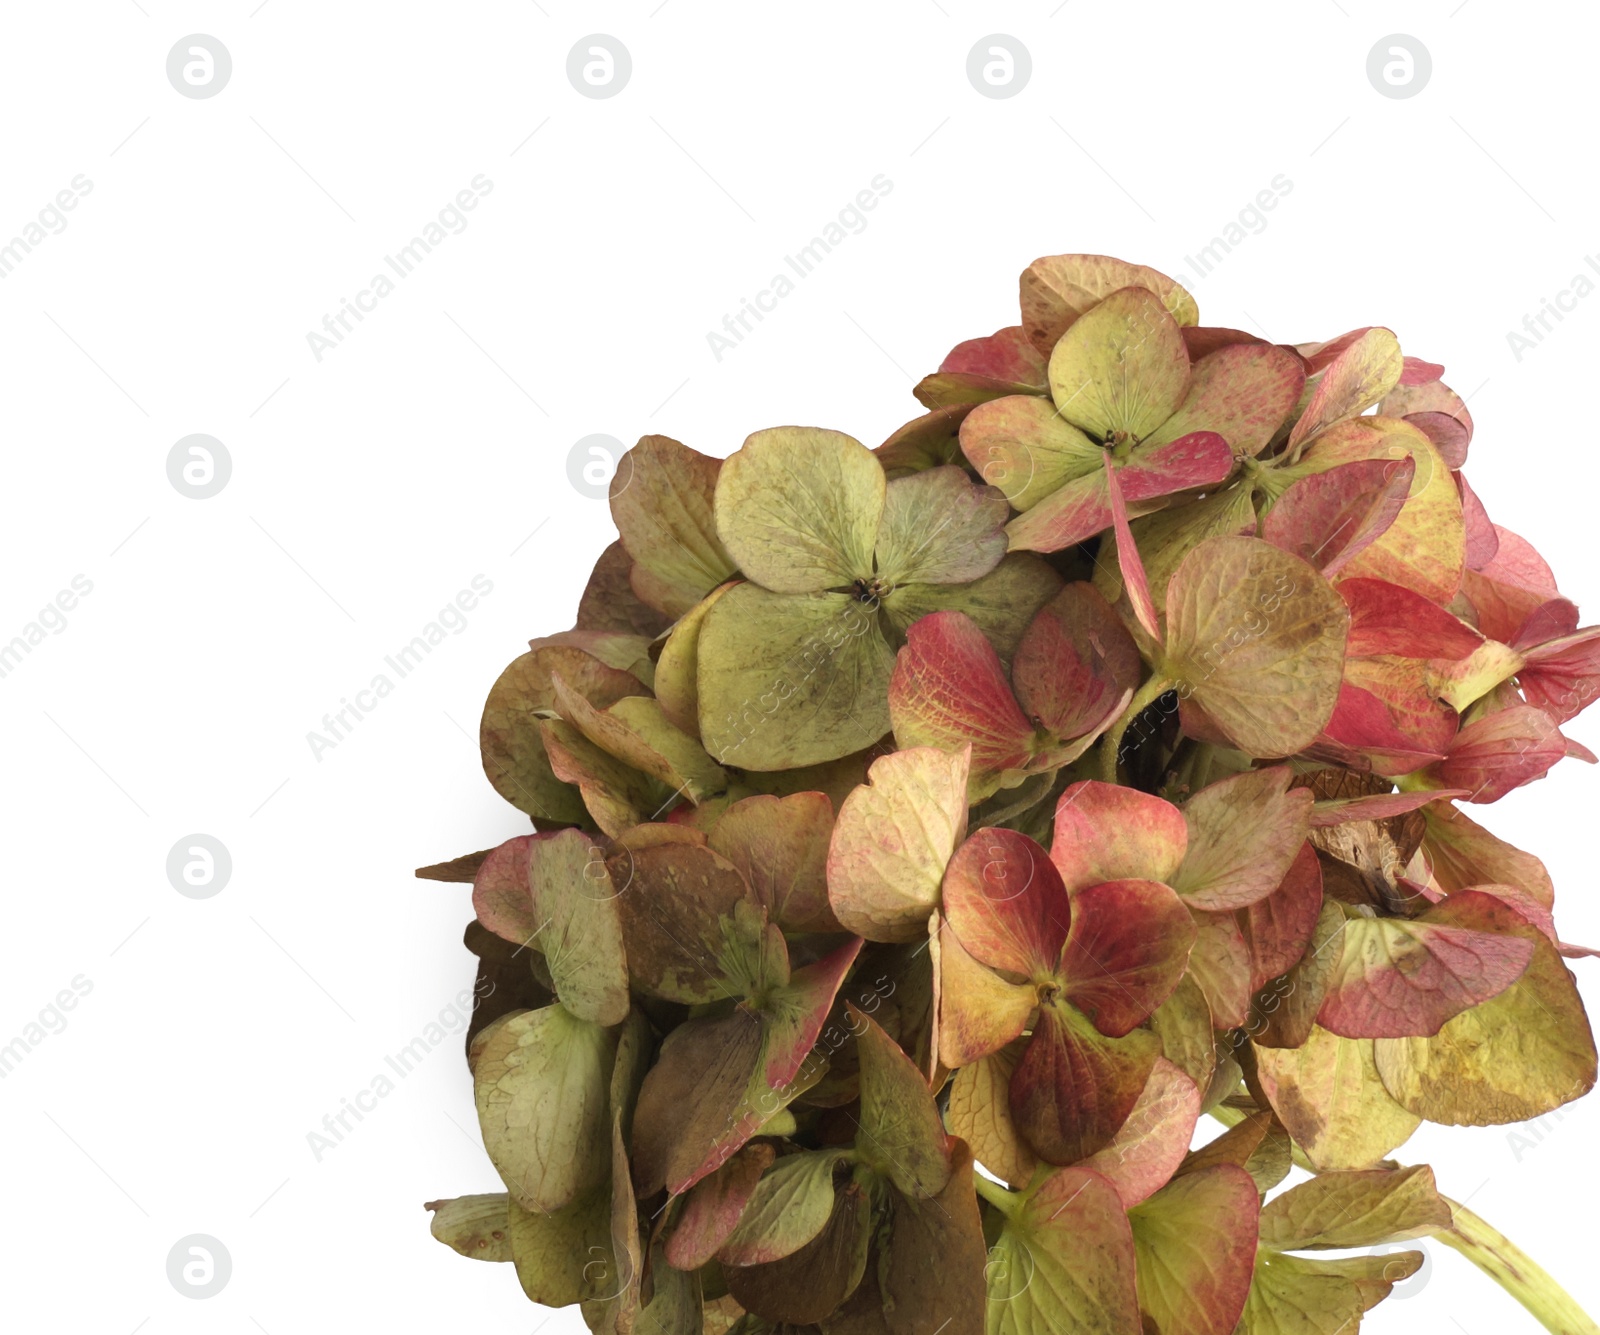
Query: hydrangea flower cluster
419,254,1599,1335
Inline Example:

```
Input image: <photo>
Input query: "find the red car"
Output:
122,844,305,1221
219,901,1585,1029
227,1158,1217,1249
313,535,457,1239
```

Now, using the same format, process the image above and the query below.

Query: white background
3,3,1598,1332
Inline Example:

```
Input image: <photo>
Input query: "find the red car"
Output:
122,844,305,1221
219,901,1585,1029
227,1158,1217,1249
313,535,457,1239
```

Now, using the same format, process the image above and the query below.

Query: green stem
1099,674,1174,784
1434,1198,1599,1335
973,1172,1021,1218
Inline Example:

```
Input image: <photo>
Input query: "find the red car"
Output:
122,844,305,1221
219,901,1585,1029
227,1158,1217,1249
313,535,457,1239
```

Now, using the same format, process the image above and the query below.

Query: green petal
1258,1165,1450,1251
508,1188,612,1307
473,1005,616,1214
1253,1026,1420,1171
826,745,969,943
853,1006,951,1199
526,828,630,1026
1374,915,1597,1125
874,466,1008,588
715,426,884,593
882,553,1061,657
958,394,1104,512
987,1166,1142,1335
425,1193,512,1262
1020,253,1198,356
697,583,895,769
1128,1165,1259,1335
1162,536,1349,759
1047,287,1190,442
610,434,737,617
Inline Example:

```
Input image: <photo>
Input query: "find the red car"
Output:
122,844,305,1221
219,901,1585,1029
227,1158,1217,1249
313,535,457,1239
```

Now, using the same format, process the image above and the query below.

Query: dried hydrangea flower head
418,254,1599,1335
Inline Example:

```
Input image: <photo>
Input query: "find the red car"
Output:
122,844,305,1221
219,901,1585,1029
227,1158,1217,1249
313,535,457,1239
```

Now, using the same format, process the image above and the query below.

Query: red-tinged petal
1381,378,1475,466
1260,456,1413,578
1421,704,1565,803
1567,733,1598,763
1476,523,1560,596
1400,356,1445,386
876,402,971,474
1323,667,1457,776
938,919,1036,1068
1299,420,1465,607
1241,842,1324,991
1127,1165,1260,1335
665,1142,775,1271
1515,598,1583,651
1004,463,1114,554
1311,789,1470,828
1456,472,1499,570
939,324,1048,388
1122,431,1236,503
958,394,1104,512
1062,879,1197,1036
1181,326,1266,359
1079,1058,1202,1208
1339,577,1484,661
1421,800,1554,907
1147,343,1307,458
1020,254,1198,356
1011,1001,1161,1164
1519,626,1600,724
1316,891,1537,1039
473,835,538,945
1288,328,1404,447
1107,460,1160,640
710,792,840,934
943,828,1071,977
760,938,864,1089
1406,412,1471,467
1051,780,1188,894
888,611,1034,784
1186,910,1254,1029
1299,328,1372,374
1465,883,1559,947
1012,583,1142,741
827,742,970,943
1173,766,1314,912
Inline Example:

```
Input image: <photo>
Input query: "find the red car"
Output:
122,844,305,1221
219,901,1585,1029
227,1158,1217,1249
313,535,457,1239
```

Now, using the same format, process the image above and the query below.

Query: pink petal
943,828,1071,978
1061,878,1197,1037
1107,459,1160,640
1339,577,1484,661
1051,781,1188,894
